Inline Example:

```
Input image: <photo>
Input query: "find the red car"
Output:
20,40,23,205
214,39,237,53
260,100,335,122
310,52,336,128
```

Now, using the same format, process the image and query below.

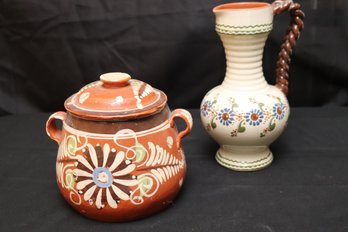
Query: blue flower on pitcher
273,103,286,120
200,100,212,117
245,109,264,126
218,108,234,126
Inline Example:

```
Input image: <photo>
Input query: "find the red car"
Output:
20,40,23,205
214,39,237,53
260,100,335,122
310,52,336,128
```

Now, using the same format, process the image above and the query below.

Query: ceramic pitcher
200,0,304,171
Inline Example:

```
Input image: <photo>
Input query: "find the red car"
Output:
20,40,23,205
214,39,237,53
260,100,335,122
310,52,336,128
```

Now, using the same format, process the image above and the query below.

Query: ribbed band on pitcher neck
219,33,270,92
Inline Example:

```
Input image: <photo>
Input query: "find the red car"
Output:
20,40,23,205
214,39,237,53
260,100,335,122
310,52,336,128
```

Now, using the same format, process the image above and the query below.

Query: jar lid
65,72,167,120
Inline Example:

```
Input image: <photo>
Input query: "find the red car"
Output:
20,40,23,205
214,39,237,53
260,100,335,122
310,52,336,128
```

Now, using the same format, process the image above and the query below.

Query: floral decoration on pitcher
201,94,288,138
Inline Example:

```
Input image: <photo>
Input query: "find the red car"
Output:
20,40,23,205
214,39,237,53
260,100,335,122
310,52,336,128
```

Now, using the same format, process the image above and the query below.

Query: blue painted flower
273,103,286,120
218,108,234,126
244,109,264,126
200,100,212,117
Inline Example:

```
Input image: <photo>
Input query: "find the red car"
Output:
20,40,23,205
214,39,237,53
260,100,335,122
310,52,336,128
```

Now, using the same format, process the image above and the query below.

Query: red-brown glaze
65,106,171,134
65,73,167,120
46,112,67,144
56,118,187,222
169,109,193,148
46,72,193,222
213,2,270,12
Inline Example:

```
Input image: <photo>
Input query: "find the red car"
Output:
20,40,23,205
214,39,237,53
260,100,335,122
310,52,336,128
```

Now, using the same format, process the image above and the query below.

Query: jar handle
169,109,193,148
272,0,305,95
46,111,67,144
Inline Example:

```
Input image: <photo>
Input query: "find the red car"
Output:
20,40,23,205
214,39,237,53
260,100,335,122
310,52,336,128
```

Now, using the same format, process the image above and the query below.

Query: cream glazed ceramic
200,1,304,171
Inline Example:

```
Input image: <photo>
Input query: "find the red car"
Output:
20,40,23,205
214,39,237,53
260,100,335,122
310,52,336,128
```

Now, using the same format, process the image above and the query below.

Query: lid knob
100,72,131,87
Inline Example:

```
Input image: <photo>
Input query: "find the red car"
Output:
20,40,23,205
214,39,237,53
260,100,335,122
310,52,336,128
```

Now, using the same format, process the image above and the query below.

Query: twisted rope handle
272,0,305,95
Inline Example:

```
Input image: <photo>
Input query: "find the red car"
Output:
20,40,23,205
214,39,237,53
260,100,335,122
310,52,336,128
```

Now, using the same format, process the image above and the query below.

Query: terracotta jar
200,0,304,171
46,72,193,222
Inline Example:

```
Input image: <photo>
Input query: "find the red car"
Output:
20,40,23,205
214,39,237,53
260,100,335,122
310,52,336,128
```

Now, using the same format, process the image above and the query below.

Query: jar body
49,107,191,221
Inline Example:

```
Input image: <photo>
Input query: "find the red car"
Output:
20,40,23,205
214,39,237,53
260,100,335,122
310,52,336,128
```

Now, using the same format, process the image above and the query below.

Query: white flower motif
74,143,138,209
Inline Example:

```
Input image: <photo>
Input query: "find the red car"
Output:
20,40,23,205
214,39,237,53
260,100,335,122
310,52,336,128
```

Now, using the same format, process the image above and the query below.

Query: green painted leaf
139,177,150,189
269,118,276,131
258,103,265,112
65,171,75,189
211,118,217,129
260,133,266,138
231,103,239,112
67,137,76,155
138,176,151,196
238,121,246,133
135,143,146,163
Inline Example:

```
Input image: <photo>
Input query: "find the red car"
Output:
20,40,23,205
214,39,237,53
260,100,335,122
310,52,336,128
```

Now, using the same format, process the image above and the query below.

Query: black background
1,0,347,116
1,109,348,231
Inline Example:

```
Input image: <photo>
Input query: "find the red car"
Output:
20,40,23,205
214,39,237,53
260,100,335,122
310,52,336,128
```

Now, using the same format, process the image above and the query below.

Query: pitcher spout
213,2,273,36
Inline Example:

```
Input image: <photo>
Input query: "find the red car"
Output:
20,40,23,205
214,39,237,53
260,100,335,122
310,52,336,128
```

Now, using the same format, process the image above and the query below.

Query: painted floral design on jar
244,109,264,126
218,108,235,126
75,144,137,209
52,128,189,221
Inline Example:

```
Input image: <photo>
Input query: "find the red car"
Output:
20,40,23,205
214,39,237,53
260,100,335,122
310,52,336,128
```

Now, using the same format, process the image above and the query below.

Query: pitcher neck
220,33,270,92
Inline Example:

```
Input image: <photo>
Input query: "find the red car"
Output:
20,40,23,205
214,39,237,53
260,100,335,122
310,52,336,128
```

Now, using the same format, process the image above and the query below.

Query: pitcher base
215,146,273,171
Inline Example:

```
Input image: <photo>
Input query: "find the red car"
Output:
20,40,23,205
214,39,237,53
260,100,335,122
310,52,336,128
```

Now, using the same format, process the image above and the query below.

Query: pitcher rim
213,2,271,13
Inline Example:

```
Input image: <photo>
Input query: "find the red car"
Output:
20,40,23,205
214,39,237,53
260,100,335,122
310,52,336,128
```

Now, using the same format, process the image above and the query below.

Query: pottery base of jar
215,146,273,171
